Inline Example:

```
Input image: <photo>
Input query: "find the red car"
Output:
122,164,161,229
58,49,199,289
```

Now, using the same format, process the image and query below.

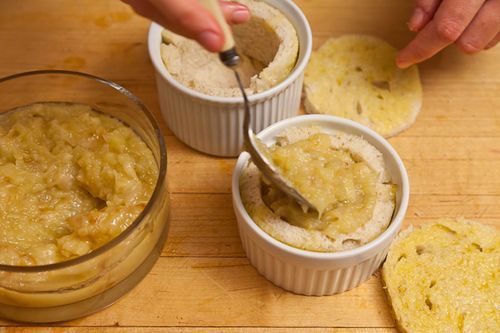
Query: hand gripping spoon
200,0,318,212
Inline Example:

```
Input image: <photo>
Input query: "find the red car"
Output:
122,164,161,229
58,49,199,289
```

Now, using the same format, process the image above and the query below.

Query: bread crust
234,0,299,92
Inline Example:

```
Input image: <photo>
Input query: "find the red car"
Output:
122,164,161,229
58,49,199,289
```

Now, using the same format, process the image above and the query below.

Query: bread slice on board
382,219,499,332
304,35,422,138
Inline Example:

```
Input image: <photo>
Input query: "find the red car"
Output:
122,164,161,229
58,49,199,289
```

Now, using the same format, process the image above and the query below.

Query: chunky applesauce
262,133,379,235
0,103,158,266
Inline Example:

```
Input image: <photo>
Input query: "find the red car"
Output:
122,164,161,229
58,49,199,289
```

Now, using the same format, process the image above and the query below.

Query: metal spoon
198,0,318,212
234,72,317,211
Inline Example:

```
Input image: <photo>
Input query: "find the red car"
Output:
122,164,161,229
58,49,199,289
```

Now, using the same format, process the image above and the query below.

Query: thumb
149,0,222,52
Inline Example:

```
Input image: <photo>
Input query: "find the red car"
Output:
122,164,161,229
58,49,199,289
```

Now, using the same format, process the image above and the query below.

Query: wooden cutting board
0,0,499,331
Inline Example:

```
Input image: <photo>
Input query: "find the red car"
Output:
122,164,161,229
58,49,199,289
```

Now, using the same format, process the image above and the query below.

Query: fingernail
460,42,480,54
408,7,424,32
225,2,248,11
230,9,250,24
396,55,411,69
198,31,223,51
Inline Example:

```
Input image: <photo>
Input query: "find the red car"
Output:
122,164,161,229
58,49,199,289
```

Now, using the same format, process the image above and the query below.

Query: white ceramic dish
232,115,410,296
148,0,312,157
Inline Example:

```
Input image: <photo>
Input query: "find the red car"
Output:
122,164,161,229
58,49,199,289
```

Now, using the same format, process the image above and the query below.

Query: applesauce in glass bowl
0,70,170,323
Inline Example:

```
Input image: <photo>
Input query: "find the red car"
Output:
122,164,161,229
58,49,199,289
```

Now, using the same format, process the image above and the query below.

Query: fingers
221,1,251,25
122,0,250,52
408,0,442,32
485,33,500,49
148,0,224,51
457,0,500,53
397,0,485,68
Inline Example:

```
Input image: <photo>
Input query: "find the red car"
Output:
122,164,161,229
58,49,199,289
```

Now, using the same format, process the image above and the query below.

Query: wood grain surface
0,0,499,331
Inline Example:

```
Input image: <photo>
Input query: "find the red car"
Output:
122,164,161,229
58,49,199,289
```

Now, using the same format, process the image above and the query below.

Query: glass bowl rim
0,70,168,273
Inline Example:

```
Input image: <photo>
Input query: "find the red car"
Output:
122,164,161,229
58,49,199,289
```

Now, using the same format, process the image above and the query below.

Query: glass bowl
0,70,170,323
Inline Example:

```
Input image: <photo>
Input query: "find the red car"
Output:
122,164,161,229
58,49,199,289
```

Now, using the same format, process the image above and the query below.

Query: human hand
122,0,250,52
397,0,500,68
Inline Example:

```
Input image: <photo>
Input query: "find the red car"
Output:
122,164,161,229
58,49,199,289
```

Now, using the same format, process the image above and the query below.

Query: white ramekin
148,0,312,157
232,115,410,295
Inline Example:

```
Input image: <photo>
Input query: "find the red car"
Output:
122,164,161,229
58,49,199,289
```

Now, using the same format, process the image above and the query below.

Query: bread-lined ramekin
148,0,312,157
232,115,409,295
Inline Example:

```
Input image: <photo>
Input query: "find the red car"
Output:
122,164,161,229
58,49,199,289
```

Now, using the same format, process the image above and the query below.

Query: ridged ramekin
148,0,312,157
232,115,410,295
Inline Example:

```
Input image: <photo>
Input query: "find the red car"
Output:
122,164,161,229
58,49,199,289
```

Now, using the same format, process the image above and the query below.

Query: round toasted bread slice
304,35,422,137
382,219,500,332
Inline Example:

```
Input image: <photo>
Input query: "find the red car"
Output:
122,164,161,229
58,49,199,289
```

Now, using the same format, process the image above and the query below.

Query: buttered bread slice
304,35,422,137
382,219,500,333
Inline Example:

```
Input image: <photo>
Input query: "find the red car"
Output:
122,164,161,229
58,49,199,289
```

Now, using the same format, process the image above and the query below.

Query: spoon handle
198,0,235,52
